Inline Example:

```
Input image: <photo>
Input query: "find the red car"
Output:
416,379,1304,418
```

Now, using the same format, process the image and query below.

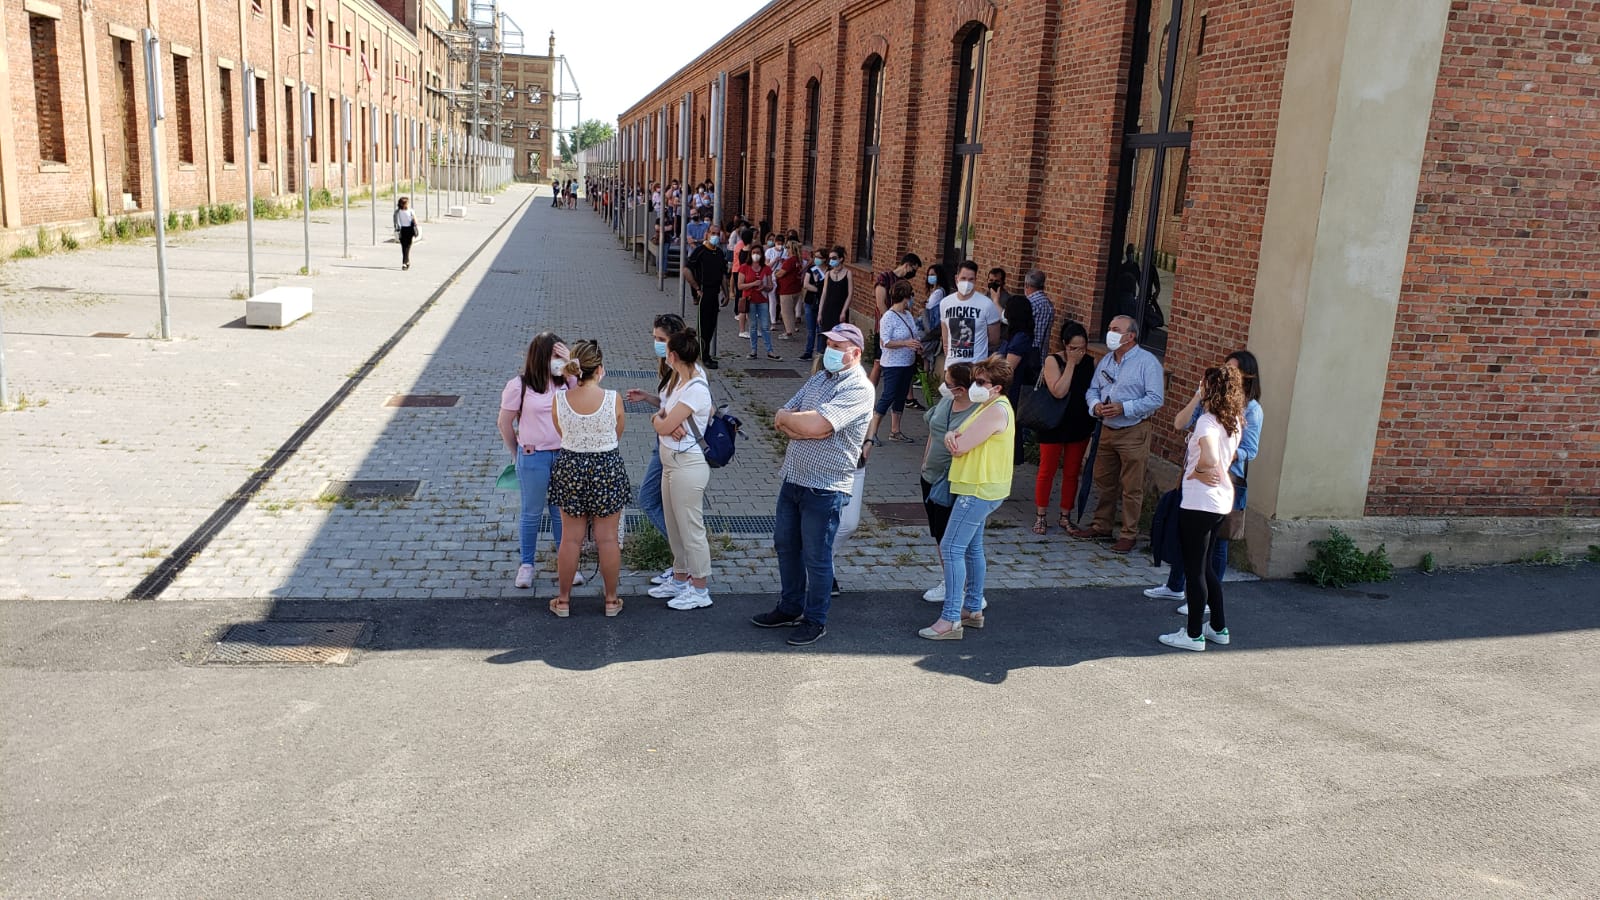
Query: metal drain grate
868,502,929,525
385,394,460,407
91,332,131,338
623,400,657,414
322,479,421,500
205,620,371,666
743,368,802,379
603,369,659,379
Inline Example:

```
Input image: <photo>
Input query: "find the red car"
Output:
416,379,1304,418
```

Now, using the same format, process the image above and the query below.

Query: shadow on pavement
255,565,1600,684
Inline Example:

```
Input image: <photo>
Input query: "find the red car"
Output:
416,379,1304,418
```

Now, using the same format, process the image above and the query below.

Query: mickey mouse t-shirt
940,292,1001,363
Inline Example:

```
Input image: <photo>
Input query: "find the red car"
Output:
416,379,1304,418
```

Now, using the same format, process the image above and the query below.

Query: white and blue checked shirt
778,365,874,493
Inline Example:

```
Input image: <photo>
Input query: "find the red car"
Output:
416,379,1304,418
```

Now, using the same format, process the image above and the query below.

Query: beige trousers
660,447,712,579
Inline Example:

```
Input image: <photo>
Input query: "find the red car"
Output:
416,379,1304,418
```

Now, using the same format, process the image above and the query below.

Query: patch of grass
36,227,58,254
1420,551,1437,575
1586,545,1600,564
1520,547,1566,566
2,392,43,412
138,546,164,559
11,245,37,259
228,287,249,300
622,521,673,571
1300,527,1393,588
713,532,737,553
894,551,919,566
60,232,79,250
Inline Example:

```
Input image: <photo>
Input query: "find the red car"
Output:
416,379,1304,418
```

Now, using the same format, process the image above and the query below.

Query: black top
687,244,728,302
1035,353,1098,444
818,273,851,332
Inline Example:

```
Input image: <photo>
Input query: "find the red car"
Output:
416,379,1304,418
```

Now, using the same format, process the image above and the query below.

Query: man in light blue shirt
1068,315,1165,552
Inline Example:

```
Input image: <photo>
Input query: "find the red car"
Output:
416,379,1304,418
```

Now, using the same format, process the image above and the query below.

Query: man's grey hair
1112,314,1139,341
1025,269,1046,289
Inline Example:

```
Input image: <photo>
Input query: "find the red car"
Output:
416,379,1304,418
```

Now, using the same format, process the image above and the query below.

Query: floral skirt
549,448,631,518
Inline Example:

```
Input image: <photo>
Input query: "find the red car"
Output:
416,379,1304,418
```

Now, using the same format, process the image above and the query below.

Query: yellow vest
949,399,1015,501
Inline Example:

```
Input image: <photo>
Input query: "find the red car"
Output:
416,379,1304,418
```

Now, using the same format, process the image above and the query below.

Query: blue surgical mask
828,259,840,268
823,347,846,372
653,340,668,359
927,274,938,286
709,235,721,246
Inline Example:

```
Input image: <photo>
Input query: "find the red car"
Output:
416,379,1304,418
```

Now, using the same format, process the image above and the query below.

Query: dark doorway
800,79,820,243
284,86,297,193
114,38,141,206
942,27,989,268
725,73,749,221
763,90,778,227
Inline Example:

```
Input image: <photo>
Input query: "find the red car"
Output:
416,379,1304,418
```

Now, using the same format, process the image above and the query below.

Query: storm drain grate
533,512,776,535
488,268,527,275
91,332,131,338
743,368,802,379
868,502,929,526
205,620,371,666
385,394,460,407
623,400,657,414
322,479,421,500
603,369,659,379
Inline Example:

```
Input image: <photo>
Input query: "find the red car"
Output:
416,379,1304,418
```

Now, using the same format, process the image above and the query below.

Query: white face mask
549,359,568,377
1105,331,1124,351
967,385,992,404
956,280,974,295
937,382,954,400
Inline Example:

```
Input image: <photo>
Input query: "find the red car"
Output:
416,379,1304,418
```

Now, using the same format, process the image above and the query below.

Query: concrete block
245,286,313,328
478,195,495,204
447,205,466,218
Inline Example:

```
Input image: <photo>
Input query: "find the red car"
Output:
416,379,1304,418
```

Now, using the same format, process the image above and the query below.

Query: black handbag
1016,355,1072,432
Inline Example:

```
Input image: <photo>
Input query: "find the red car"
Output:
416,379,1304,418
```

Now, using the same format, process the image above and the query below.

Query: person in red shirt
775,239,805,340
736,248,781,360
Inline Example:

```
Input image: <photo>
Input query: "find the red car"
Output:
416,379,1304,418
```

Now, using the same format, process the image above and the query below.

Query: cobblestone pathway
2,188,1228,602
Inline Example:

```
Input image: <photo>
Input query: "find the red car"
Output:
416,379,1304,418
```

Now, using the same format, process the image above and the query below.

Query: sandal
889,432,915,444
1032,513,1048,535
865,436,883,448
549,597,570,618
605,596,624,618
1059,513,1072,531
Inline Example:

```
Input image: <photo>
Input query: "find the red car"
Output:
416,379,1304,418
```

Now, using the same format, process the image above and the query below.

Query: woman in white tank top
548,340,631,618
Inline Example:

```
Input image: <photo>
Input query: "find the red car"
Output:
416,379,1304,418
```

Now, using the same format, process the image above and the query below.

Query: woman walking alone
920,356,1015,640
646,329,717,610
548,340,631,618
1159,366,1246,651
497,332,577,590
394,197,419,270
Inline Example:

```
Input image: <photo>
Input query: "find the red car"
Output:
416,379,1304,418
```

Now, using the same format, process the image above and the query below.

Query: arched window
943,27,989,266
763,90,779,224
800,79,821,243
856,54,885,262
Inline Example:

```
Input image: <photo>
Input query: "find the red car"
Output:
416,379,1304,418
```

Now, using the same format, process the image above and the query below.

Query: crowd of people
506,181,1265,652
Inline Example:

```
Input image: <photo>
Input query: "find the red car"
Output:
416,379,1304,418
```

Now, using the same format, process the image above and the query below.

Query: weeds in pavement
1420,551,1437,575
1301,527,1393,588
1520,547,1566,566
622,521,673,571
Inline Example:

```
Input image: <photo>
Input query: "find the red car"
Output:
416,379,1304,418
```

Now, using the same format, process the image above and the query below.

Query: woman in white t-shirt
647,329,717,610
1160,366,1247,653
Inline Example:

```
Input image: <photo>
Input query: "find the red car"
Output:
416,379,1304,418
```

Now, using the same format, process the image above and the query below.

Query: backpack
681,379,742,468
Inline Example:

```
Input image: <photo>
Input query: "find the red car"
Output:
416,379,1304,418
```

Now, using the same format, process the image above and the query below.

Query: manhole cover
385,394,460,407
91,332,130,338
868,502,928,525
205,620,371,666
744,368,801,379
322,479,421,500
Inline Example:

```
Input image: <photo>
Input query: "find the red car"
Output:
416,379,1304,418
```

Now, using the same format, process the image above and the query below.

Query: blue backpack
682,379,741,468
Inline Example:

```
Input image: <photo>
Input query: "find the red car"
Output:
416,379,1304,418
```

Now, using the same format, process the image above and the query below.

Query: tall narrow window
799,79,820,243
115,38,141,199
282,0,292,29
856,55,885,262
219,68,237,164
255,77,269,164
29,15,67,164
763,91,778,224
1104,0,1203,353
943,27,988,266
173,55,194,163
308,90,318,163
283,86,297,192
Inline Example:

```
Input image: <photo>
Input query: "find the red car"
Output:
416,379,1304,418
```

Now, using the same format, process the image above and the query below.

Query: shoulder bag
1017,354,1072,432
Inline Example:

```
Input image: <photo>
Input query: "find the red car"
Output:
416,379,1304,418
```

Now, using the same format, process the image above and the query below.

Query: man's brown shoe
1067,525,1108,540
1110,537,1137,553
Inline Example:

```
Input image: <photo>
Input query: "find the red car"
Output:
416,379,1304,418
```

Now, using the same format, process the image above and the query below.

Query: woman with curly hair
1159,365,1246,652
548,340,631,618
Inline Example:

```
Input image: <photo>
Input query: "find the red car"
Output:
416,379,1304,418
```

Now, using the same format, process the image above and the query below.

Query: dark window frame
219,67,237,164
763,90,778,225
799,78,821,244
855,54,885,263
942,27,989,268
173,54,195,164
29,14,67,164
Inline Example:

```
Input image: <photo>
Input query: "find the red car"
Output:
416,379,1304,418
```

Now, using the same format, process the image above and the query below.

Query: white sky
497,0,773,126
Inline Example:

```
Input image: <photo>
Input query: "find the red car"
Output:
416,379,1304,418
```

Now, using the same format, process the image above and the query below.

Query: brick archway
859,34,890,65
948,0,997,38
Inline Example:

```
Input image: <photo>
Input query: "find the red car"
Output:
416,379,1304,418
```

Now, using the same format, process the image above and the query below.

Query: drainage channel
126,191,536,600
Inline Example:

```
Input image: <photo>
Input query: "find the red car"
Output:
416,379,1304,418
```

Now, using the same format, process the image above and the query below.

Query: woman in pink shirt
497,332,580,590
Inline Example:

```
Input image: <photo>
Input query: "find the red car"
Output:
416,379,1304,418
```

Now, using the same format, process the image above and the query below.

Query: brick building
479,35,554,181
618,0,1599,575
1,0,482,243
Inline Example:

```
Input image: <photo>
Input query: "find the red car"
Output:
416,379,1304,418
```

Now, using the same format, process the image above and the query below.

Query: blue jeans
940,494,1005,622
516,449,562,565
802,301,820,357
774,480,846,626
749,303,774,353
639,443,667,538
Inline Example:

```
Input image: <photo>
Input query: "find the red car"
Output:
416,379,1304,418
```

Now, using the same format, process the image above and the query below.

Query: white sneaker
1203,623,1230,645
514,564,534,589
648,579,690,599
1159,629,1205,652
668,588,713,610
650,567,675,585
923,583,945,602
1175,603,1211,617
738,331,750,338
1144,585,1185,601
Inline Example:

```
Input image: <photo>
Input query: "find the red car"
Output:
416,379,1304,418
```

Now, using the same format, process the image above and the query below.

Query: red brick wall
1369,0,1600,517
9,4,95,224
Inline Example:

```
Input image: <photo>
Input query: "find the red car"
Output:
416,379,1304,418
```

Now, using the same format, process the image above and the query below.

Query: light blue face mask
653,340,669,359
828,259,841,268
822,347,846,372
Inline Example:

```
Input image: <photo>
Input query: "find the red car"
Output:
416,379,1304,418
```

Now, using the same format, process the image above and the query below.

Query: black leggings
1178,507,1226,639
399,226,415,264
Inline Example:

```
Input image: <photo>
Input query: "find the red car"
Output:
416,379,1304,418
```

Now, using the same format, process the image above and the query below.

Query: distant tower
549,30,556,58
